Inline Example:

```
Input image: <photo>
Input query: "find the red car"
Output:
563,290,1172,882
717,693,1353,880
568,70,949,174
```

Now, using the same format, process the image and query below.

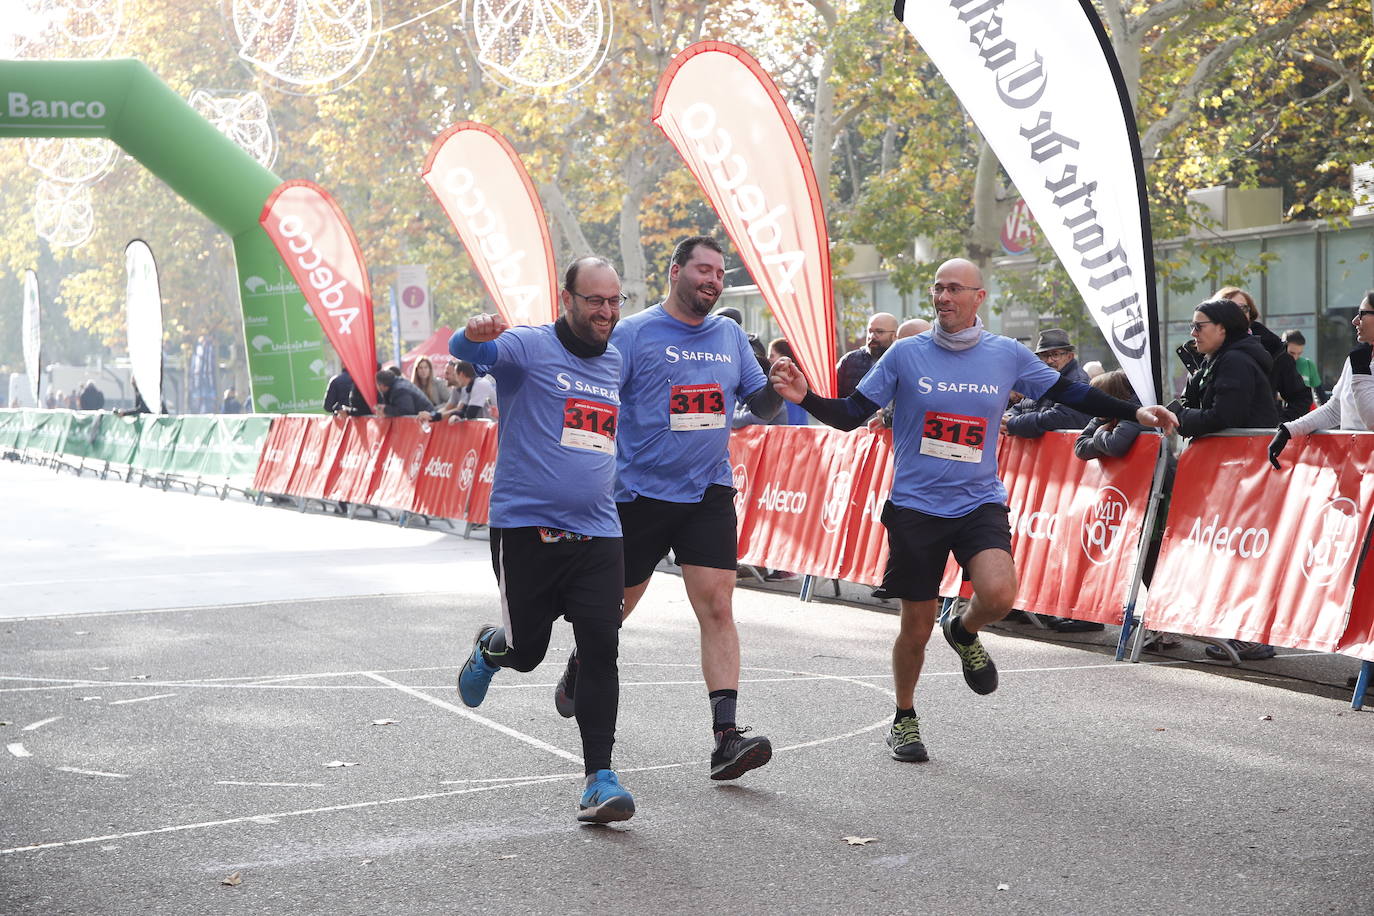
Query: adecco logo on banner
1301,497,1362,586
821,470,852,534
731,462,748,514
407,442,426,480
1182,514,1270,559
1009,508,1059,541
460,448,479,490
1081,486,1129,565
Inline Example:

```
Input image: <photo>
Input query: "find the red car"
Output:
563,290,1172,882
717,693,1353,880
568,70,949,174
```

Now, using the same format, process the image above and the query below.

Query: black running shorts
617,483,739,587
489,527,624,651
878,501,1012,602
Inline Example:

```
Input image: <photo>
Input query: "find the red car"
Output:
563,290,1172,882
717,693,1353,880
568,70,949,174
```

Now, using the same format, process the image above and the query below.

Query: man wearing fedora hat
1003,328,1093,438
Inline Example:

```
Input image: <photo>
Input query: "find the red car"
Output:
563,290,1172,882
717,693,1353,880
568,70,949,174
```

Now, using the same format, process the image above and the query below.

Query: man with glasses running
1268,290,1374,466
769,257,1177,763
552,235,783,781
449,256,635,824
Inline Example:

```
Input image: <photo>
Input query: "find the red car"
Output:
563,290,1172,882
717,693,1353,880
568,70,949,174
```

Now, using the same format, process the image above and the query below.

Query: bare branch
1298,48,1374,118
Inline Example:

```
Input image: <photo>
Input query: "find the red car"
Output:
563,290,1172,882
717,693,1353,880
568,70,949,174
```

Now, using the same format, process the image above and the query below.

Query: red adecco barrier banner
1147,433,1374,652
735,426,869,577
836,429,895,587
331,417,391,504
286,415,348,499
366,418,430,511
937,431,1160,622
465,422,499,526
253,415,307,492
727,424,774,561
411,419,492,520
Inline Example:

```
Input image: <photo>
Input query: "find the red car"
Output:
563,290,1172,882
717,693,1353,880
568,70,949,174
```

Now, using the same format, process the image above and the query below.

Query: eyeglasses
929,283,982,296
1040,349,1071,360
1189,320,1216,332
1356,311,1374,320
568,291,628,308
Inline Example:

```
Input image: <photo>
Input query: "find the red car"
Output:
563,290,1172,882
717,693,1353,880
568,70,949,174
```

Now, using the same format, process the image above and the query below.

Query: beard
680,283,718,317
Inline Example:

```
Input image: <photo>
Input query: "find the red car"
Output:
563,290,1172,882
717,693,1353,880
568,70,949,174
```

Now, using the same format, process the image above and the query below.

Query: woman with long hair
410,356,447,407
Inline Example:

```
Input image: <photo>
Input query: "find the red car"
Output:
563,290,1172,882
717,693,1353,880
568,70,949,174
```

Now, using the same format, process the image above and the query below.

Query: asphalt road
2,460,1371,915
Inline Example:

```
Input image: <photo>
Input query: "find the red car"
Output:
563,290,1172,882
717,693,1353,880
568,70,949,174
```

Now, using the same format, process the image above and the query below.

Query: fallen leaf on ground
842,836,877,846
997,883,1010,891
371,719,398,726
1154,727,1166,732
131,674,150,680
221,872,242,887
323,760,359,768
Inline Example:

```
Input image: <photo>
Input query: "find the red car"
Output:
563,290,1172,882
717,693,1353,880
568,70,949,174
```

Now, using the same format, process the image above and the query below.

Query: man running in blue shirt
554,236,783,780
770,257,1177,763
450,256,635,824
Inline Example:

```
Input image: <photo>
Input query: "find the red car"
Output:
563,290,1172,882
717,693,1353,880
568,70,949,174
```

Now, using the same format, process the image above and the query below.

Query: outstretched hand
769,357,809,404
1135,405,1178,434
465,312,509,343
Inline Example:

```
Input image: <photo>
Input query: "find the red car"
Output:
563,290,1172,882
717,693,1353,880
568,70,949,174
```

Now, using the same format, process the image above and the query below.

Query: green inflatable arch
1,58,325,412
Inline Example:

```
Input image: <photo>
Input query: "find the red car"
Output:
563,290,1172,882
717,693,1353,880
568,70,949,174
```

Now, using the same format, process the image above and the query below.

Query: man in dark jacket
374,369,433,417
1003,328,1092,437
1169,299,1280,438
77,380,105,411
324,366,373,416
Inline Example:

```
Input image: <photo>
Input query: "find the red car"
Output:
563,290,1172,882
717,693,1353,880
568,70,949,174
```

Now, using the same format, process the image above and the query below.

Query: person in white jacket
1268,291,1374,468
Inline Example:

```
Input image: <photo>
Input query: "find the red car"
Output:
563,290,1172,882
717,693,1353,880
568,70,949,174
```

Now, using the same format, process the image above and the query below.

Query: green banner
89,414,143,465
0,59,330,413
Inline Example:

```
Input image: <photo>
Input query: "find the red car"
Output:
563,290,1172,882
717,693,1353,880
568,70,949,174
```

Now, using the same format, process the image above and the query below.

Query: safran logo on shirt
555,372,619,402
665,346,732,364
916,376,1001,395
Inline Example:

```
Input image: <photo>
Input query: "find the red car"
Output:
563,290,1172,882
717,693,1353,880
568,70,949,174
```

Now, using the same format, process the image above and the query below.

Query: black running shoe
886,717,929,762
942,614,998,695
554,650,578,719
709,726,772,780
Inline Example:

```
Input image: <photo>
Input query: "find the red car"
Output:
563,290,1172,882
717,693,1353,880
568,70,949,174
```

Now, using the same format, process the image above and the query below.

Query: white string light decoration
229,0,380,94
189,88,278,168
4,0,124,59
462,0,612,93
23,136,120,185
34,179,96,249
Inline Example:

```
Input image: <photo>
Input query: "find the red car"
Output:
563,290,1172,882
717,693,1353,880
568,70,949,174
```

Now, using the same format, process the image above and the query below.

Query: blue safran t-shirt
856,331,1061,517
611,305,770,503
478,324,624,537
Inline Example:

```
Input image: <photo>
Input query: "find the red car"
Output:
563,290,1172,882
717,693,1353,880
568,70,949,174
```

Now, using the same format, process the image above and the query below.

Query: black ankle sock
481,628,509,666
709,689,738,733
949,616,976,645
894,707,917,724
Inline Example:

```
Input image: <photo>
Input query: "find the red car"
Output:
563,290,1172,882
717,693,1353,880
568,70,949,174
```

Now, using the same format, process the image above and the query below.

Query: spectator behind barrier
1002,328,1092,438
1168,299,1280,438
1282,329,1324,404
1169,298,1279,660
324,364,375,417
221,387,242,414
1216,286,1311,420
835,311,898,398
1268,291,1374,469
733,338,788,428
410,356,449,408
77,380,105,411
374,369,433,418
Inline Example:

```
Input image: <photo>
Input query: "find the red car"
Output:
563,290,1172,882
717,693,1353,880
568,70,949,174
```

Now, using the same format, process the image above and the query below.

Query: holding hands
769,357,809,404
465,312,509,343
1134,405,1179,434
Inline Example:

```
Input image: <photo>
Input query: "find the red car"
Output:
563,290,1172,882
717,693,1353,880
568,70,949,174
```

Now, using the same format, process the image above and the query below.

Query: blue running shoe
577,769,635,824
457,624,499,708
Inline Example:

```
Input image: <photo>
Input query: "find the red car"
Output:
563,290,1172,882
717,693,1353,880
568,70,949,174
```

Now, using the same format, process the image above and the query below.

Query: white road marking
216,781,325,788
56,767,128,778
362,672,582,765
108,693,177,706
7,742,31,758
1,774,576,856
22,716,62,732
